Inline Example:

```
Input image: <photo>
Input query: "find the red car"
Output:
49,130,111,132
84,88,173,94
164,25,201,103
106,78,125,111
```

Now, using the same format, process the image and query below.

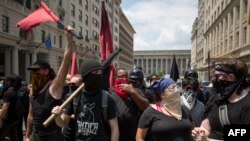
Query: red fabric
70,52,79,80
99,2,115,88
114,78,129,99
17,1,60,31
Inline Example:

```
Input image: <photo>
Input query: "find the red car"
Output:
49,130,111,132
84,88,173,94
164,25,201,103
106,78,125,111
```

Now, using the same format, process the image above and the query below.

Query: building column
161,58,163,73
32,50,37,64
25,52,30,83
151,59,153,73
232,6,237,49
239,0,244,46
4,49,11,76
12,47,19,75
180,58,183,74
156,58,158,73
145,58,148,75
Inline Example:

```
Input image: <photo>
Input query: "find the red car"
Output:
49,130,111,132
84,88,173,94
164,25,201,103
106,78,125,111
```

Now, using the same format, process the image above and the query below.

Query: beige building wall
133,50,191,77
191,0,250,80
118,9,136,70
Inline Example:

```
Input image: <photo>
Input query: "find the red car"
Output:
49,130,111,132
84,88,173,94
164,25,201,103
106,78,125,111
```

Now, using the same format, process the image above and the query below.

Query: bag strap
219,104,230,126
101,90,108,123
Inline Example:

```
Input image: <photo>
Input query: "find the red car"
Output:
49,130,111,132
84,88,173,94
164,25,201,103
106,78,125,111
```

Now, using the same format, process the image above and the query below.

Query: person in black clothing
110,68,149,141
136,78,193,141
184,69,213,106
192,60,250,140
129,68,156,103
62,74,82,141
52,60,119,141
0,75,19,141
25,26,74,141
14,75,29,141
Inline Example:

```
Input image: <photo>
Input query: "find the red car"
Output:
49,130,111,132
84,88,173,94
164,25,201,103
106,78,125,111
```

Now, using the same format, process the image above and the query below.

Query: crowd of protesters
0,25,250,141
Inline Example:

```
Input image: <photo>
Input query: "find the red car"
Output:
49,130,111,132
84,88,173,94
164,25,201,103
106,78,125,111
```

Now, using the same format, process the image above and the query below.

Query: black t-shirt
31,88,62,131
208,92,250,140
65,91,117,141
138,106,193,141
3,87,18,122
110,88,145,141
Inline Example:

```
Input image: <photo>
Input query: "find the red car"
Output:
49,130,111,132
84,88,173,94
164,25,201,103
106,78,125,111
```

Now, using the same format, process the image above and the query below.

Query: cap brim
27,65,41,70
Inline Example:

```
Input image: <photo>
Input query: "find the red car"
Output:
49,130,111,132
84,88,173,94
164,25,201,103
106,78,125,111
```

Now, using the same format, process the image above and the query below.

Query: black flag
170,54,179,82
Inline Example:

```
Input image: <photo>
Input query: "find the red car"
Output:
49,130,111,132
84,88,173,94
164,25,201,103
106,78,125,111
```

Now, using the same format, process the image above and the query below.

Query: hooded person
136,78,193,141
52,60,119,141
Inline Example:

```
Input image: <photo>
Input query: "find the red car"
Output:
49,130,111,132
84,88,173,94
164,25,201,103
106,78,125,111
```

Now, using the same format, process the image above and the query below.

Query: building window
71,21,75,28
92,18,98,27
79,0,82,5
71,4,75,17
59,35,62,48
92,5,99,15
85,15,88,25
2,15,9,33
235,32,239,47
59,0,62,6
79,10,82,21
92,31,98,39
243,27,247,44
85,0,88,10
79,26,83,36
41,30,45,43
54,35,56,45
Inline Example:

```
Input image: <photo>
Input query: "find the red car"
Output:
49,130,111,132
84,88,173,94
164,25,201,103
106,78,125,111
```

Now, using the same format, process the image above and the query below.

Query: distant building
133,50,191,77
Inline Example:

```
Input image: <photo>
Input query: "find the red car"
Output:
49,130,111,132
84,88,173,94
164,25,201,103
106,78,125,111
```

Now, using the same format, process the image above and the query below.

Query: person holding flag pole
15,1,81,141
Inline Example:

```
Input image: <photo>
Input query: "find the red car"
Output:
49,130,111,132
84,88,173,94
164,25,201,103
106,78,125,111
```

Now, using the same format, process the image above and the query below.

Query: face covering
181,90,197,110
83,73,102,92
217,80,240,103
161,85,182,121
114,77,129,99
31,71,50,94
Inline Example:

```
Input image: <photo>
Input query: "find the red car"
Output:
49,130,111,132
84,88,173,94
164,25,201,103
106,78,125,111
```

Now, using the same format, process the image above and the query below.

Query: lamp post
208,50,211,81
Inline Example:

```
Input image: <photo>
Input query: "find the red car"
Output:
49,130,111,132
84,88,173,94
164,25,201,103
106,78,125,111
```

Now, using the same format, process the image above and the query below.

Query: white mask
181,91,197,110
161,84,182,121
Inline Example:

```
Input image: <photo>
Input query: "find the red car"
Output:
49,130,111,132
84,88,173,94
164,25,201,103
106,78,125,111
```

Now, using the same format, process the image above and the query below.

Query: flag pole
58,21,83,39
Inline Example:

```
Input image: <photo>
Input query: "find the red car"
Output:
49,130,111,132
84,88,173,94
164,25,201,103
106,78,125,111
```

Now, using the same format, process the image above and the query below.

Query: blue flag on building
45,33,52,50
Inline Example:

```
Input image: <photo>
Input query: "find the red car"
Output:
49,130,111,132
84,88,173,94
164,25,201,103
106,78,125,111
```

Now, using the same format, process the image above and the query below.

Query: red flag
70,52,79,80
17,1,60,31
99,1,115,88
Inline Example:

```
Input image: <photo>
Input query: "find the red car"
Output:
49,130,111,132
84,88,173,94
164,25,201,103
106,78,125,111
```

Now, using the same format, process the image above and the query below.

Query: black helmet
184,70,198,79
129,69,144,80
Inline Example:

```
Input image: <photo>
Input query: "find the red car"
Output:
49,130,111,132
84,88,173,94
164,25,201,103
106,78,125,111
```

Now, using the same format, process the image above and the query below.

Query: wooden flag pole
42,83,84,127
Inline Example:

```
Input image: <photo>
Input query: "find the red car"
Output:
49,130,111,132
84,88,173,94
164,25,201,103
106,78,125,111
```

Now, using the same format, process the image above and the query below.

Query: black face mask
217,80,240,103
83,74,102,92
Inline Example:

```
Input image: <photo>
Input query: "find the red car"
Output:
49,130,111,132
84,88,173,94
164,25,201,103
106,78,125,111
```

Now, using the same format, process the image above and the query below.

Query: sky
120,0,198,51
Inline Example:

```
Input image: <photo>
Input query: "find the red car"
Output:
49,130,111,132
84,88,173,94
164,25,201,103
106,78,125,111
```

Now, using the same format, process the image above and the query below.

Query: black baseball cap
27,60,51,70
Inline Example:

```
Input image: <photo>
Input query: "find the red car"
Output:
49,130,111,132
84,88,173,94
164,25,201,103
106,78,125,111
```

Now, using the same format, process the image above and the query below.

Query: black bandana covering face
83,73,103,92
31,70,50,94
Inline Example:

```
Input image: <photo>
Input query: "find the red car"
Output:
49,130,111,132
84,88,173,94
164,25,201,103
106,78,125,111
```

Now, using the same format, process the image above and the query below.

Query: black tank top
31,84,62,131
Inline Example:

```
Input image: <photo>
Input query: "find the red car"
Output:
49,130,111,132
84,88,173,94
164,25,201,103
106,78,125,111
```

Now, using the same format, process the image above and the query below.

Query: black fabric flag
170,54,179,82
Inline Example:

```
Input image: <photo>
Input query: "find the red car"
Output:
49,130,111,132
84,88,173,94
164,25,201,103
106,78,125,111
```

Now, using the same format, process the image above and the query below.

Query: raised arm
50,26,74,99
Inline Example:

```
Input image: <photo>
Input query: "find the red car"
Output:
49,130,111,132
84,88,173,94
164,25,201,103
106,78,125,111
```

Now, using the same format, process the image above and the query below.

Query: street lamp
208,50,211,81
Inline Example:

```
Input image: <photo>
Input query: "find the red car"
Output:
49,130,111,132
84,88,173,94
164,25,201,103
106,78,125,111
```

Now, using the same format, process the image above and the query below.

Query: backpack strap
73,94,81,116
101,90,108,123
219,104,230,126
